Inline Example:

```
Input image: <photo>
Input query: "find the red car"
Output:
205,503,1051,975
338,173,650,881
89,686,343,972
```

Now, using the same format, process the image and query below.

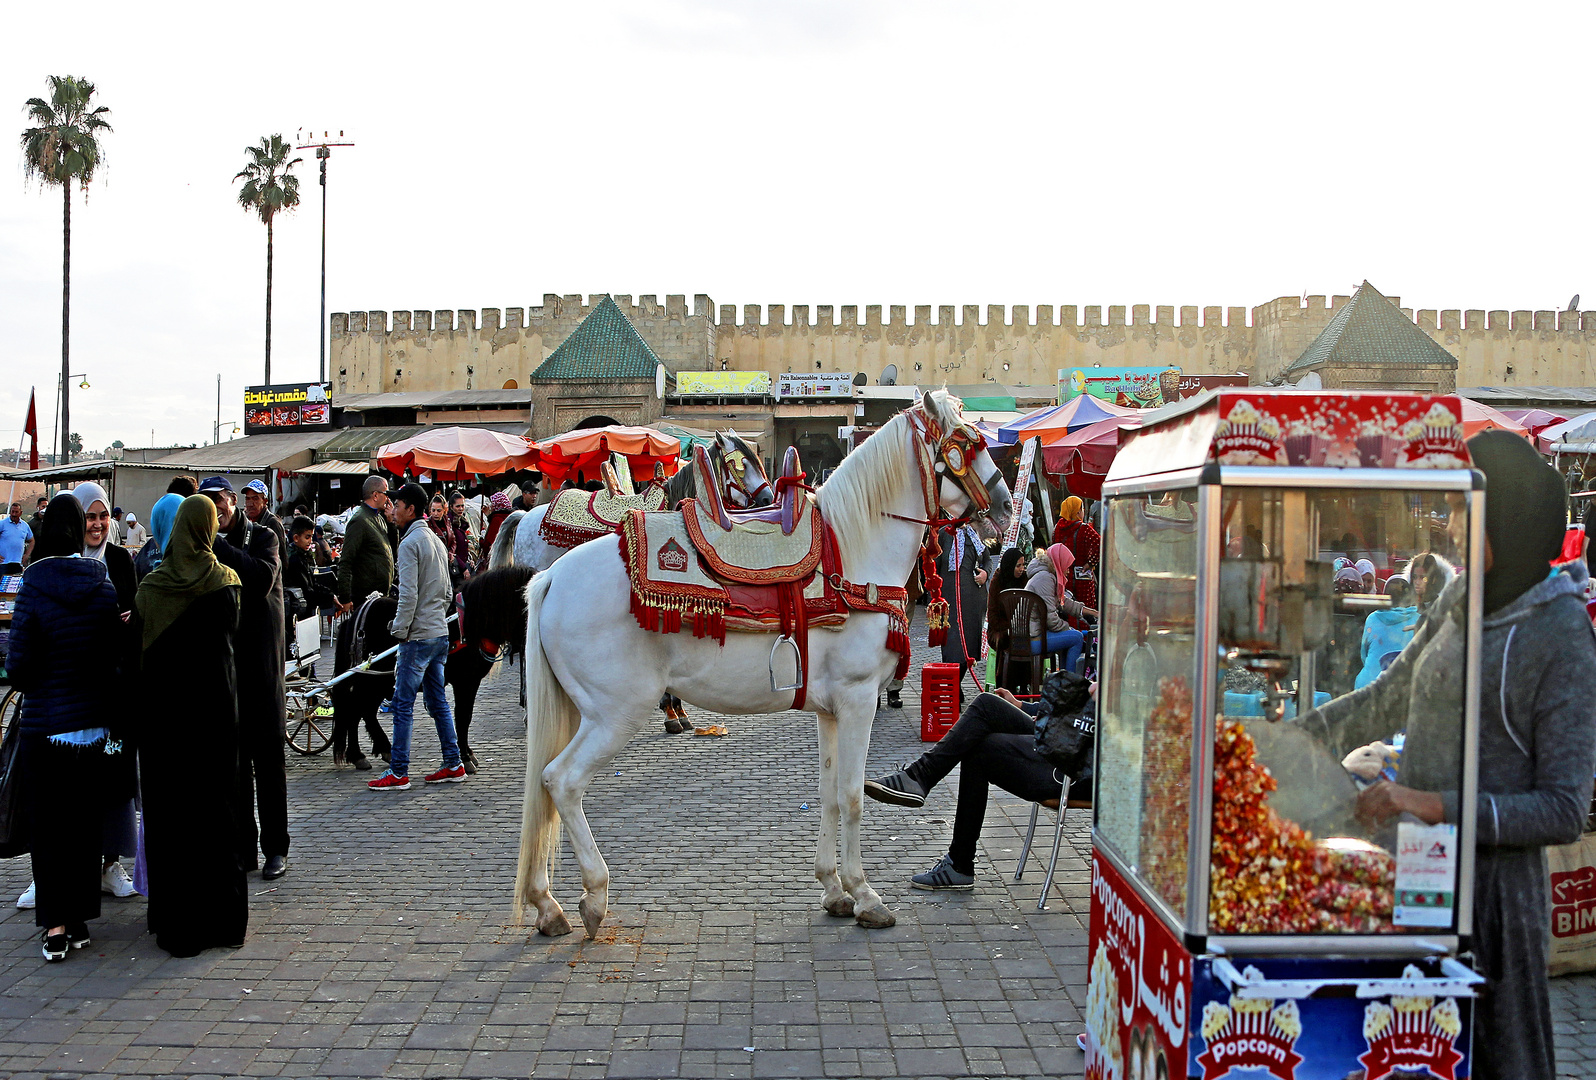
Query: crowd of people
0,470,538,963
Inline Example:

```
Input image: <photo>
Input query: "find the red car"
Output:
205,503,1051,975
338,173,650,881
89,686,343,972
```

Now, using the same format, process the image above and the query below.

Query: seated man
865,686,1092,891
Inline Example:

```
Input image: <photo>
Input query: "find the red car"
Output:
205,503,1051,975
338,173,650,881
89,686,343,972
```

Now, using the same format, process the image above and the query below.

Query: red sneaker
423,764,467,784
367,771,411,791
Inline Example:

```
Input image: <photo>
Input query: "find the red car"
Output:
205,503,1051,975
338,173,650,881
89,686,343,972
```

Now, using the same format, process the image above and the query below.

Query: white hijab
72,481,111,561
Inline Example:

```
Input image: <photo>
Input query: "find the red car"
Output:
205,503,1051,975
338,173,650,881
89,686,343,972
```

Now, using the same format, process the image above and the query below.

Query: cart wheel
0,688,20,740
285,697,333,756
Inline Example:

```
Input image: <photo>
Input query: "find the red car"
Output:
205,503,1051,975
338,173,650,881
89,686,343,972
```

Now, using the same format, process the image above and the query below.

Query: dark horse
330,566,535,771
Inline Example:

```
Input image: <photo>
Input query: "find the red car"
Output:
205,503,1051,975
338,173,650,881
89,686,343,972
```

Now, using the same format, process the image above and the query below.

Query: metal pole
216,374,221,445
318,149,328,384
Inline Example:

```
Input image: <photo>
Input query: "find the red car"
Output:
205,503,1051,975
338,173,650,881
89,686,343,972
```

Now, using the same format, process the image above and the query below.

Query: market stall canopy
996,396,1138,444
1458,399,1528,439
654,423,762,452
153,430,336,471
376,426,539,482
1499,408,1568,436
1535,411,1596,453
537,425,681,484
295,459,373,476
1040,415,1144,499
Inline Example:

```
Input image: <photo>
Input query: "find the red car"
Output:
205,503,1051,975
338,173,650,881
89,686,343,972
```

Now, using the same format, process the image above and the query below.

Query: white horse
490,432,772,574
513,390,1012,937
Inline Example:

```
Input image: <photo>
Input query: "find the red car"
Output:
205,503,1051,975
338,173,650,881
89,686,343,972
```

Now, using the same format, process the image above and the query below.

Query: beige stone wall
331,291,1596,395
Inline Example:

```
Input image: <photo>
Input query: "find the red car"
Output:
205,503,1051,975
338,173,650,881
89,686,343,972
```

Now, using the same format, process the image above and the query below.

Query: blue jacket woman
6,494,122,961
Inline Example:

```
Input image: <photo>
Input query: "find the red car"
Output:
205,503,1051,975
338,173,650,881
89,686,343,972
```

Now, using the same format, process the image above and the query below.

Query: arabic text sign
775,373,855,400
675,371,772,396
1060,365,1180,407
244,382,332,433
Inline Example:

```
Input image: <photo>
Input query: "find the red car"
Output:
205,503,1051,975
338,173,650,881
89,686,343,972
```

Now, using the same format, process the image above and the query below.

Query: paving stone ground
0,617,1589,1078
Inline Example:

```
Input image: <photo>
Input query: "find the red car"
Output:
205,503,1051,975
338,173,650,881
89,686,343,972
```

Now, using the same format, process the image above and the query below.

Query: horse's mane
817,409,918,571
463,565,536,663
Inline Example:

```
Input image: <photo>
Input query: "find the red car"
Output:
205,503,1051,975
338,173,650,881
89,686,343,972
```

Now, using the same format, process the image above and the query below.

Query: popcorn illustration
1201,1002,1231,1041
1214,400,1286,465
1431,997,1463,1038
1085,947,1123,1076
1270,1000,1302,1041
1399,401,1468,468
1363,1001,1394,1040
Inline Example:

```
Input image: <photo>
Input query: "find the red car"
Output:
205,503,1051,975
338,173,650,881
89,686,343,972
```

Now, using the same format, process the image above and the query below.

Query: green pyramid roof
1284,281,1458,376
531,295,661,381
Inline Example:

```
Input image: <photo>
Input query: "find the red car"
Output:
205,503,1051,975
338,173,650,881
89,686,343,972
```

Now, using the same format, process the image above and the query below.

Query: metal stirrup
770,635,803,693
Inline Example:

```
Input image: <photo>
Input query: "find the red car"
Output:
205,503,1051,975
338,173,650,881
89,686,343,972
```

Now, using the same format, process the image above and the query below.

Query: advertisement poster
676,371,772,396
1208,393,1469,470
1189,958,1470,1080
774,373,854,400
244,383,332,434
1086,853,1189,1080
1175,374,1250,400
1061,366,1181,408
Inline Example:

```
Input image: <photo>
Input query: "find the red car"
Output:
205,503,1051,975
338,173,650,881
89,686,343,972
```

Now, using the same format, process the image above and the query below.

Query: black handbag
1034,668,1096,775
0,713,28,858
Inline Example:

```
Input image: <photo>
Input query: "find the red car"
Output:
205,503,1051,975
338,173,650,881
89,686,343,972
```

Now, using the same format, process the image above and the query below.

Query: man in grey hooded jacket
368,483,464,792
1300,431,1596,1080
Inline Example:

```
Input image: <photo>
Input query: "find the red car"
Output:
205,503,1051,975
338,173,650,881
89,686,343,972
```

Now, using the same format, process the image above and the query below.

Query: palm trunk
60,184,71,464
264,216,274,386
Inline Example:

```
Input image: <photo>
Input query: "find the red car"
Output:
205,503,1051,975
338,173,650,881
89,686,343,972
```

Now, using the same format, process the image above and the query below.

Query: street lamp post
295,130,354,386
52,372,89,464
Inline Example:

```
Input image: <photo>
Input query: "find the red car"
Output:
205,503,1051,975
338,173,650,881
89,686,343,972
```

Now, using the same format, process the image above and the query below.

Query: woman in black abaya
134,495,248,957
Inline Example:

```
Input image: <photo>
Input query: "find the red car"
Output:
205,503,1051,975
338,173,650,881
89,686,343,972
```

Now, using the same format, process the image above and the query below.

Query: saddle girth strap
779,578,810,711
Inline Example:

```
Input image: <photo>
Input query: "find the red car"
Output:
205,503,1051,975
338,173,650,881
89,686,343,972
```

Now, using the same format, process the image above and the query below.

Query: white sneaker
101,862,137,898
16,881,34,909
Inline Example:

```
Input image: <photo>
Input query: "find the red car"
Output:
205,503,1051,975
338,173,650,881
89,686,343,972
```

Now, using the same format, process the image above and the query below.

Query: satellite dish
1570,295,1581,312
655,364,666,400
880,364,898,386
852,372,867,387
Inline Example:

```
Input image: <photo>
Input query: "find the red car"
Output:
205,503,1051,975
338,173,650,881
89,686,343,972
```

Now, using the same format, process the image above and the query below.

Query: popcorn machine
1086,390,1486,1080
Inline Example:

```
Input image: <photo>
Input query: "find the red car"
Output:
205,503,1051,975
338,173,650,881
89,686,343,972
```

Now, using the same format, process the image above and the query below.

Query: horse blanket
539,486,668,549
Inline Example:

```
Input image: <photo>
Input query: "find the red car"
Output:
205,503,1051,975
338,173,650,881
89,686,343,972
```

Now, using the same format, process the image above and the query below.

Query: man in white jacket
369,483,465,791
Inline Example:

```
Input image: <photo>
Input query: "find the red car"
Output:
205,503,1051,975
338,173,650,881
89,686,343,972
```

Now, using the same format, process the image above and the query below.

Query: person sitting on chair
1025,543,1096,673
865,683,1093,892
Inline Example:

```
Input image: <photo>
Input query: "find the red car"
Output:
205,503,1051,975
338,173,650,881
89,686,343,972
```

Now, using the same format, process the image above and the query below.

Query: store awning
0,459,118,482
152,431,336,471
294,459,373,476
316,423,531,463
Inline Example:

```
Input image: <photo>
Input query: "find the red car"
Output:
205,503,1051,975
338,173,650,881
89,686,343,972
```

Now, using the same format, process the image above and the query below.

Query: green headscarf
135,495,241,650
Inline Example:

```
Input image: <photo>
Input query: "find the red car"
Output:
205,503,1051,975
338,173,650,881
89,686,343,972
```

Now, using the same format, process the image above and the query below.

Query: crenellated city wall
329,291,1596,395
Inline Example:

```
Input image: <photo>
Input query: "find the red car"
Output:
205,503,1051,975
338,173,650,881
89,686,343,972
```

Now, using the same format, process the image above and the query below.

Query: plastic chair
995,589,1039,690
1004,590,1061,688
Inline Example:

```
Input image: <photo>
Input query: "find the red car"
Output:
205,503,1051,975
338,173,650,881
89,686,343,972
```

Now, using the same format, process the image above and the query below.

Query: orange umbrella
1459,399,1529,439
537,425,682,484
377,426,540,482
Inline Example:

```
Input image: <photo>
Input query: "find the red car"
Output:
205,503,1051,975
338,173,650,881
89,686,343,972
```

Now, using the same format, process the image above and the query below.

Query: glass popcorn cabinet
1084,390,1485,1080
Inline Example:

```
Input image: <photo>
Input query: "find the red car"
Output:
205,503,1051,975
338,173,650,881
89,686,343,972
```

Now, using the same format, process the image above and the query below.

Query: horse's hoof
823,896,855,918
855,905,896,929
579,896,606,939
664,719,684,734
536,910,574,937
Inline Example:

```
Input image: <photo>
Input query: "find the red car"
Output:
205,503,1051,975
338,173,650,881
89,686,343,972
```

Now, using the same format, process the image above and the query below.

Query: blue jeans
1032,628,1085,674
389,636,459,778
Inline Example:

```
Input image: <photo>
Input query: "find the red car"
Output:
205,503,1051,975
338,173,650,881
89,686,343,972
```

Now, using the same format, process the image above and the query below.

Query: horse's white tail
512,571,579,924
489,509,525,569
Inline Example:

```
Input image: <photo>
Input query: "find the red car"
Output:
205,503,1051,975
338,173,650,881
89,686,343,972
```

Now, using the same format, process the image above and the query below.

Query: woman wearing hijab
5,495,122,961
1050,496,1101,610
480,490,514,567
133,493,184,583
135,495,247,957
70,481,140,901
1297,431,1596,1079
1023,543,1096,674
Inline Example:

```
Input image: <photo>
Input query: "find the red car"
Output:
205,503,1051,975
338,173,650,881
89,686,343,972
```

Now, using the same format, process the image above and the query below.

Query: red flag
22,390,38,471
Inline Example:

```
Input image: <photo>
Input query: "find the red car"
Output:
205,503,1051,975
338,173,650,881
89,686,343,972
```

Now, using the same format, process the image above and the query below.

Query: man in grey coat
367,483,465,792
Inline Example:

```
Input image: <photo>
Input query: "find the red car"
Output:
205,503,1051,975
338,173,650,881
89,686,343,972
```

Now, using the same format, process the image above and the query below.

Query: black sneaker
885,690,903,709
911,855,975,892
863,768,927,808
67,924,89,950
41,932,67,962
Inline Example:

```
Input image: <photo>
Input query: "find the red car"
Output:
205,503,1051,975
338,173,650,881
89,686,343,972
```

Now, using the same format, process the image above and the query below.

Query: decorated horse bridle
719,442,773,507
901,401,1002,527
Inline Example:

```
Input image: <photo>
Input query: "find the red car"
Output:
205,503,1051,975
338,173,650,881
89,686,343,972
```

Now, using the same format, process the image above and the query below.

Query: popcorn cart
1085,390,1486,1080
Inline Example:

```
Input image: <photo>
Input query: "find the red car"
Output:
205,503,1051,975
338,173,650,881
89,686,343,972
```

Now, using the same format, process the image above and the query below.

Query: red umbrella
1459,399,1528,439
377,426,539,482
1500,408,1569,436
1040,415,1143,498
537,425,682,485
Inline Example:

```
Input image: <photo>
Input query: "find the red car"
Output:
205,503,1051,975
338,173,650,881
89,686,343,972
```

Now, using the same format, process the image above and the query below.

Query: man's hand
1356,781,1445,826
992,686,1022,708
335,600,353,616
974,568,988,586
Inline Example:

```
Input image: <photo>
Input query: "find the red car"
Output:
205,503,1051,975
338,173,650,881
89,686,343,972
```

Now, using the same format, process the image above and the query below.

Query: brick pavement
0,624,1589,1078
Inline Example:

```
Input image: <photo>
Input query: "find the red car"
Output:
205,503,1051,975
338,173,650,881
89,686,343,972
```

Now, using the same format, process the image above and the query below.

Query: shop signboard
1060,365,1181,408
1175,374,1251,400
244,382,332,434
774,373,854,400
675,371,772,396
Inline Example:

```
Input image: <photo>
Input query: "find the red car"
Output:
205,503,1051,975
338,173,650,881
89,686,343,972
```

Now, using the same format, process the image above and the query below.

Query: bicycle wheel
284,690,332,756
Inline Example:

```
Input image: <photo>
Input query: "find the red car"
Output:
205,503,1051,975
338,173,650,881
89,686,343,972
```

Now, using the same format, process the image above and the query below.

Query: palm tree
235,135,302,386
20,76,112,464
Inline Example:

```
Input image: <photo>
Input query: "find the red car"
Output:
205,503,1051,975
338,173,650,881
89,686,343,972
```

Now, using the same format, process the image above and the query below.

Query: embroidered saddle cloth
539,486,668,549
682,494,822,586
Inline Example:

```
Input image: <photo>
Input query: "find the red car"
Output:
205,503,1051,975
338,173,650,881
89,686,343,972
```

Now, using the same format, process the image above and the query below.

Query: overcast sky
1,0,1590,452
